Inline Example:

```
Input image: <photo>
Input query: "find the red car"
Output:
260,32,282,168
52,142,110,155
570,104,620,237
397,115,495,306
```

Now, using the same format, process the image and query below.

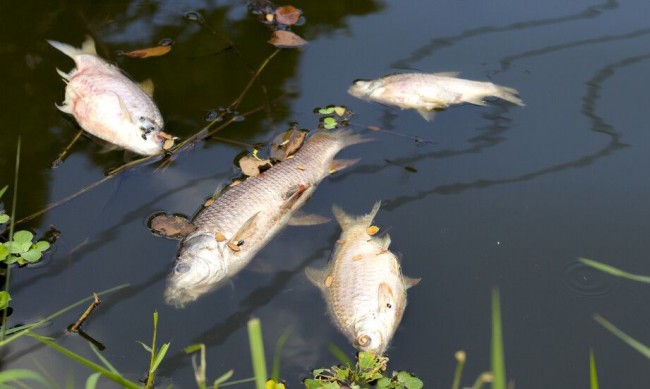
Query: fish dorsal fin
432,71,460,78
417,108,437,122
56,68,70,82
404,276,421,289
139,78,155,97
82,35,97,54
229,212,261,247
288,211,330,226
305,266,329,292
329,158,360,174
115,93,134,123
332,201,382,231
378,282,395,312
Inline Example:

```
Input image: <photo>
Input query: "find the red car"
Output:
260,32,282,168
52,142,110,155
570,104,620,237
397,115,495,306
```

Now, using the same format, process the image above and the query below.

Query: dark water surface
3,1,650,387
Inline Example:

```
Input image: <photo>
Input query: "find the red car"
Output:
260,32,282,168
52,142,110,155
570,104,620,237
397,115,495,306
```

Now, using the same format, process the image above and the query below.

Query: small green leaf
0,369,49,385
5,241,23,254
358,351,376,370
0,214,9,224
4,254,19,264
35,241,50,252
376,377,392,388
20,249,42,263
13,230,33,244
397,371,423,389
212,369,233,387
318,107,335,115
0,185,7,199
334,367,347,382
0,291,11,310
0,244,8,260
184,343,203,354
85,372,102,389
150,342,171,373
20,241,32,253
137,341,152,353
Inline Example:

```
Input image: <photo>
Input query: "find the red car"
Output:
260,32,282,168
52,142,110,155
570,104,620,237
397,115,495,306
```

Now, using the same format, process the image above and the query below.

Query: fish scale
165,130,366,307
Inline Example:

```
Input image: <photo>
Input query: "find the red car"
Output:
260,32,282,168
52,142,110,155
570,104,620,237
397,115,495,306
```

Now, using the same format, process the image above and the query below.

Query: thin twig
69,293,100,332
53,129,84,167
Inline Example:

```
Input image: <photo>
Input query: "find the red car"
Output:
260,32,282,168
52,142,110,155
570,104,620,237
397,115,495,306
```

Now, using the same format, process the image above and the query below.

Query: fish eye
175,263,191,273
386,303,392,309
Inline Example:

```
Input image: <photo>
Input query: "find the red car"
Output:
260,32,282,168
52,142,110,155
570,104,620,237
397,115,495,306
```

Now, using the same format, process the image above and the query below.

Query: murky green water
3,1,650,387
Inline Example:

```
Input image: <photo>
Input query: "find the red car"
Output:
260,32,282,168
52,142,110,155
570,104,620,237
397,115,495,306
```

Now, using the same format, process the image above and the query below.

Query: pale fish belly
65,71,165,156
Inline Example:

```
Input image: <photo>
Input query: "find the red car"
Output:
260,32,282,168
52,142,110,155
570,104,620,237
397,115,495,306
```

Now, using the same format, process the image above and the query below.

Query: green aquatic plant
579,257,650,284
315,105,352,130
304,351,423,389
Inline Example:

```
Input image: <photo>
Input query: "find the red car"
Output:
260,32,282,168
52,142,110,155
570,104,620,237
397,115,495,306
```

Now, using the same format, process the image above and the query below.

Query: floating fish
306,203,420,354
348,72,524,121
48,36,173,155
165,130,368,307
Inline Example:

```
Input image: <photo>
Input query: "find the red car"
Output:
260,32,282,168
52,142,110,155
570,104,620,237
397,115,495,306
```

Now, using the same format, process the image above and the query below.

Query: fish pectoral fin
378,282,395,312
55,102,72,114
82,35,97,54
329,158,360,174
375,233,391,249
404,276,421,289
305,266,328,291
288,211,330,226
281,184,311,211
467,97,488,106
114,93,134,123
431,71,460,78
55,68,70,82
229,211,261,247
417,108,437,122
139,78,155,97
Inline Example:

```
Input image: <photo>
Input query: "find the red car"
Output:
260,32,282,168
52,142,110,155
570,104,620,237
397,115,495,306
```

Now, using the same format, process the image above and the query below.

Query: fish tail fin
332,201,381,230
493,84,525,106
47,36,97,58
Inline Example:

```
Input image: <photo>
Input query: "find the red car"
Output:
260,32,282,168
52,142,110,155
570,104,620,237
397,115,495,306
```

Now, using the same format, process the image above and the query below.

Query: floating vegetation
315,105,353,130
120,43,173,59
248,0,307,48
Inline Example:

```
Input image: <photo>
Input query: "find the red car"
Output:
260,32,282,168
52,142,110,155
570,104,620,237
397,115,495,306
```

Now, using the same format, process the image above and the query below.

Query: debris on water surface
121,44,172,59
366,225,380,236
270,127,307,161
239,154,273,177
275,5,302,25
149,213,196,239
268,30,307,48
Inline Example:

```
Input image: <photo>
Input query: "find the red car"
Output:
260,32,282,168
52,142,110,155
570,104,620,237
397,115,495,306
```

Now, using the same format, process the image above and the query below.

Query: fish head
164,233,228,307
347,79,380,99
353,320,389,354
352,281,404,354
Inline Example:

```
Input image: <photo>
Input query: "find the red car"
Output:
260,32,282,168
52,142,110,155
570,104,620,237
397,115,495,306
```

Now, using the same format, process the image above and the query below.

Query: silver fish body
306,203,420,354
48,36,168,155
348,72,524,121
165,130,366,307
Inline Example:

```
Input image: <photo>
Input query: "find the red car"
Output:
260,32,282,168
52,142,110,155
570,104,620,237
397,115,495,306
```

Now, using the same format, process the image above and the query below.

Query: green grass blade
151,342,171,373
491,288,506,389
85,372,102,389
0,369,48,386
27,332,141,389
0,185,7,199
579,257,650,283
247,318,267,389
219,377,256,387
589,348,598,389
271,326,291,383
594,315,650,359
90,343,119,374
326,342,352,367
213,369,234,388
0,284,129,347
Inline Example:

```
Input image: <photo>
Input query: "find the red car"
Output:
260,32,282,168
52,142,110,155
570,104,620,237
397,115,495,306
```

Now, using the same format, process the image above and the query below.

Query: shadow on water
391,0,618,68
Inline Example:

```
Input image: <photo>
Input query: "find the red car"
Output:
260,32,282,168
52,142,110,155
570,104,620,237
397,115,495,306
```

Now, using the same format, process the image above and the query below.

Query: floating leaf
0,291,10,310
323,117,337,129
239,155,272,177
13,230,33,244
0,214,9,224
149,214,196,239
334,106,346,116
0,245,8,260
275,5,301,25
20,249,42,263
366,226,379,236
268,30,307,48
34,241,50,252
163,139,175,151
318,107,335,115
123,45,172,59
270,129,307,161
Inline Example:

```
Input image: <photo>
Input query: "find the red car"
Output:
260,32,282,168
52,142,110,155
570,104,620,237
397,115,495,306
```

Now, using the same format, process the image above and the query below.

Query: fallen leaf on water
149,214,196,238
270,128,307,161
268,30,307,48
163,139,174,150
123,45,172,59
334,106,346,116
204,198,215,207
215,232,226,242
275,5,301,25
230,180,242,187
227,242,241,252
366,226,380,236
240,155,272,177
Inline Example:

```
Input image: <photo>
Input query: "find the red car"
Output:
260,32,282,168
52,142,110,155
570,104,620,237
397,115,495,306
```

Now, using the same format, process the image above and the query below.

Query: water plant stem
53,129,83,167
247,318,267,389
589,348,599,389
69,293,100,332
491,288,506,389
451,350,466,389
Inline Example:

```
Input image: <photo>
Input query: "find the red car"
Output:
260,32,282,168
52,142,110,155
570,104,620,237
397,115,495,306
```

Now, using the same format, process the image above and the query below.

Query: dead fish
348,72,524,121
305,202,420,354
165,129,368,307
48,36,173,155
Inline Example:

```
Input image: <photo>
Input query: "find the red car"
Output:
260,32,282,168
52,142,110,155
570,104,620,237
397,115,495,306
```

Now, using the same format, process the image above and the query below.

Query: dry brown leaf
227,242,241,252
325,275,333,287
366,226,380,236
275,5,301,25
268,30,307,48
162,139,174,150
149,214,196,238
265,13,274,22
239,155,272,177
215,232,226,242
123,45,172,59
204,198,215,207
270,128,307,161
334,106,346,116
296,166,305,171
230,180,242,187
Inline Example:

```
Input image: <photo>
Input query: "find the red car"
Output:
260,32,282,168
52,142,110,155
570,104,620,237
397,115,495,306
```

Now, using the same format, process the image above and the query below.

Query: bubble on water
561,260,619,297
184,11,205,23
158,38,174,47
